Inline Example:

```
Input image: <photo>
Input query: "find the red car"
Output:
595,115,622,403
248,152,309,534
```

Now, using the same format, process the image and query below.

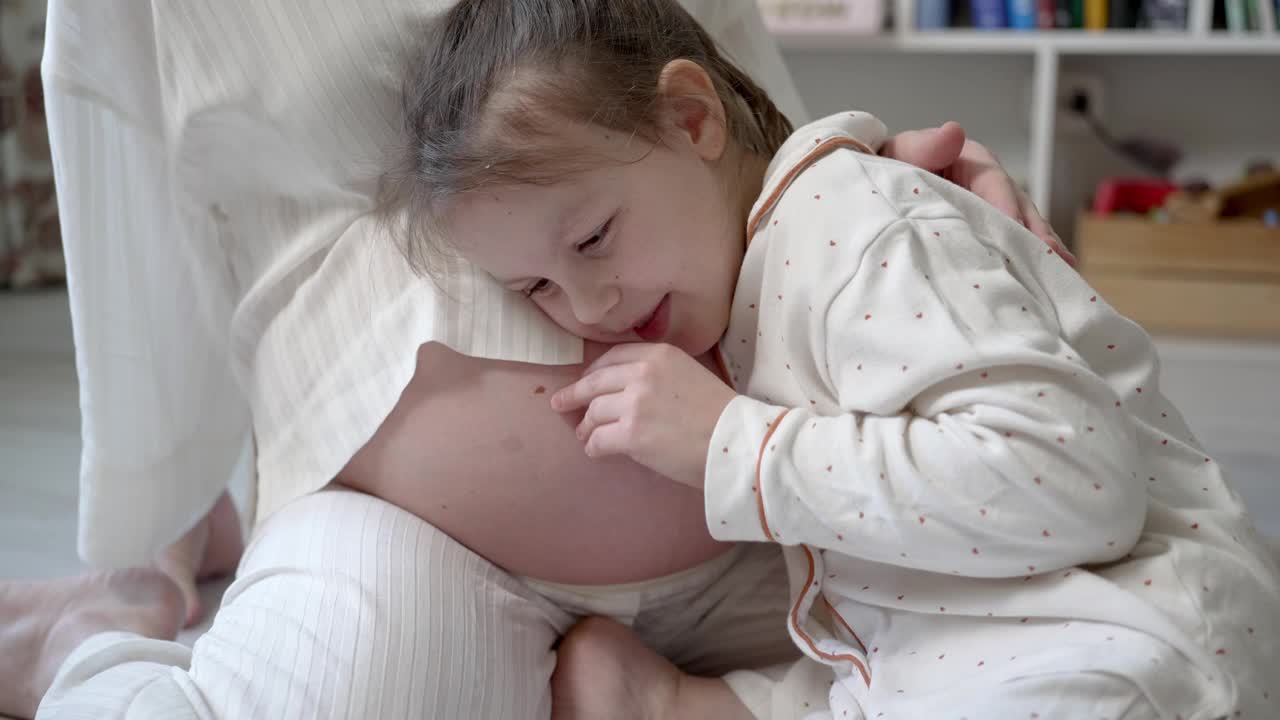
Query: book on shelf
958,0,1196,28
1238,0,1279,30
1009,0,1039,27
1085,0,1109,28
1053,0,1078,26
759,0,1278,32
1141,0,1189,29
910,0,1277,30
917,0,952,29
1110,0,1141,26
1212,0,1229,28
1225,0,1247,29
1220,0,1272,29
971,0,1008,28
1038,0,1059,27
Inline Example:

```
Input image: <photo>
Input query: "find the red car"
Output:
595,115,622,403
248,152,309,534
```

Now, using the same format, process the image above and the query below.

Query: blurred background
1,0,1278,582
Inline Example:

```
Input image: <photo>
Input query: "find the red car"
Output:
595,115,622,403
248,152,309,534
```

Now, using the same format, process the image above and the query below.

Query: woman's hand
881,122,1076,266
551,343,737,489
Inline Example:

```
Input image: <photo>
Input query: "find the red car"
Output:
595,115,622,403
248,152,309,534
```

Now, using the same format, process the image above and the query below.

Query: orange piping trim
792,545,872,686
822,595,868,655
753,407,871,687
745,137,874,241
754,409,791,541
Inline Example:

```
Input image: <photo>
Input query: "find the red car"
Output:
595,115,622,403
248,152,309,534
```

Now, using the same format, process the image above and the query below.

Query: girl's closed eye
524,218,614,296
524,278,554,297
576,218,613,254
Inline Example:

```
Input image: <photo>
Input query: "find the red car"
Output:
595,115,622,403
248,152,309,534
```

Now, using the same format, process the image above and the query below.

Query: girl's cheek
543,301,580,333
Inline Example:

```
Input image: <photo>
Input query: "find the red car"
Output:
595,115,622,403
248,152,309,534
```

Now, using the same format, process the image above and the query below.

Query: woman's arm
44,0,249,569
881,122,1075,265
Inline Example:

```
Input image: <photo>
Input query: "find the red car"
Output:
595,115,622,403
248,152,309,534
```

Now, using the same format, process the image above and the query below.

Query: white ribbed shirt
43,0,809,568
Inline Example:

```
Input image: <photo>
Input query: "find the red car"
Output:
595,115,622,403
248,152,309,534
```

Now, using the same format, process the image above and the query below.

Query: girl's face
447,121,747,357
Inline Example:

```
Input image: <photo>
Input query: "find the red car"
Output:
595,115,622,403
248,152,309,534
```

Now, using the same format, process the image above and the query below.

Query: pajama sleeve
707,198,1146,577
43,0,249,567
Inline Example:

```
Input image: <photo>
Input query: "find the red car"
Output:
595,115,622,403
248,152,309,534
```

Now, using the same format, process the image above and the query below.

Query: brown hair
379,0,793,277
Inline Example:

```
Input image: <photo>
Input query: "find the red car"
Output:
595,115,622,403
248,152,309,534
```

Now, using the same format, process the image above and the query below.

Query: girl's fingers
583,420,629,459
581,342,661,375
575,392,625,442
552,363,634,412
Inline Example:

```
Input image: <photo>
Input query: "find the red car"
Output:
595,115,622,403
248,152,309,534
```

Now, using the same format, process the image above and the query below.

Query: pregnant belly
337,341,732,585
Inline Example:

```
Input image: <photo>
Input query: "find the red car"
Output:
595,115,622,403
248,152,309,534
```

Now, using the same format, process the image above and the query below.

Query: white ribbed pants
37,488,799,719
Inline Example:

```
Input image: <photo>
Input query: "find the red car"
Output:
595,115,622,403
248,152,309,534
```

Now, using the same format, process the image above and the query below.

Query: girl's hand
550,343,737,489
881,122,1076,266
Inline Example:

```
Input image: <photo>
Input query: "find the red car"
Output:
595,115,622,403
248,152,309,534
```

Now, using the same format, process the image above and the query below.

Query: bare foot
154,491,244,627
0,568,183,718
551,617,753,720
0,492,243,718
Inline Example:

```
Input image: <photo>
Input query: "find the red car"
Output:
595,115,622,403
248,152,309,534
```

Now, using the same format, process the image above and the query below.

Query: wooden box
1076,213,1280,339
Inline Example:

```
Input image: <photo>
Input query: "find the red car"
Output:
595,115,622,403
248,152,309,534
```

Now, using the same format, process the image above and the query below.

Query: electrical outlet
1057,72,1105,136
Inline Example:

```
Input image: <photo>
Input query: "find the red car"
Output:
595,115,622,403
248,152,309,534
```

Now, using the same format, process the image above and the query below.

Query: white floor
1,289,1278,713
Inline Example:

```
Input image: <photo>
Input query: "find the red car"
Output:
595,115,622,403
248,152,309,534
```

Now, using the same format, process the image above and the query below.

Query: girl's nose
567,282,619,327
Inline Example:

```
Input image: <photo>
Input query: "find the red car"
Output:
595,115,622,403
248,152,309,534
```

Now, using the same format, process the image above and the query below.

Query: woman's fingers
955,140,1076,264
881,122,967,172
887,129,1076,266
1017,189,1078,266
952,141,1025,222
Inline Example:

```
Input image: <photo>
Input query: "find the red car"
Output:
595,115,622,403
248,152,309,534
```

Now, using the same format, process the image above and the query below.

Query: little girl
383,1,1280,718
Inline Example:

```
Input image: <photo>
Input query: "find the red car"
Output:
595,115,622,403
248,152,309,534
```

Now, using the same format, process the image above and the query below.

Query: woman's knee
193,488,568,719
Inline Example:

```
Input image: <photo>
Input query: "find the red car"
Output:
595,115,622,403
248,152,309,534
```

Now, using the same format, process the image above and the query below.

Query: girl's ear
656,59,727,163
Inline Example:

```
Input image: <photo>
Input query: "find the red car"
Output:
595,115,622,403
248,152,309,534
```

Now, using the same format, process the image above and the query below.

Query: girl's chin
674,326,726,358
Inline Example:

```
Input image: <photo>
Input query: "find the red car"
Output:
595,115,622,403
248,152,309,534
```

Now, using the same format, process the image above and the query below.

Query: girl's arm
708,211,1144,577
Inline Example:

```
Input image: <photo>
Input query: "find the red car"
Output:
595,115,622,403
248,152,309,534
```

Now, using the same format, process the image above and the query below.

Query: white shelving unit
770,0,1280,217
775,29,1280,54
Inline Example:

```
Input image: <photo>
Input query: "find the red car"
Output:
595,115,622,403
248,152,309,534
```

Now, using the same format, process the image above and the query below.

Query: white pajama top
707,112,1280,718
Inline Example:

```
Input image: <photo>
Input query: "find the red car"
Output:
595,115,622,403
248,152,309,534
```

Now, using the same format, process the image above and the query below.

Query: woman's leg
38,488,573,719
554,611,1199,720
0,493,240,719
